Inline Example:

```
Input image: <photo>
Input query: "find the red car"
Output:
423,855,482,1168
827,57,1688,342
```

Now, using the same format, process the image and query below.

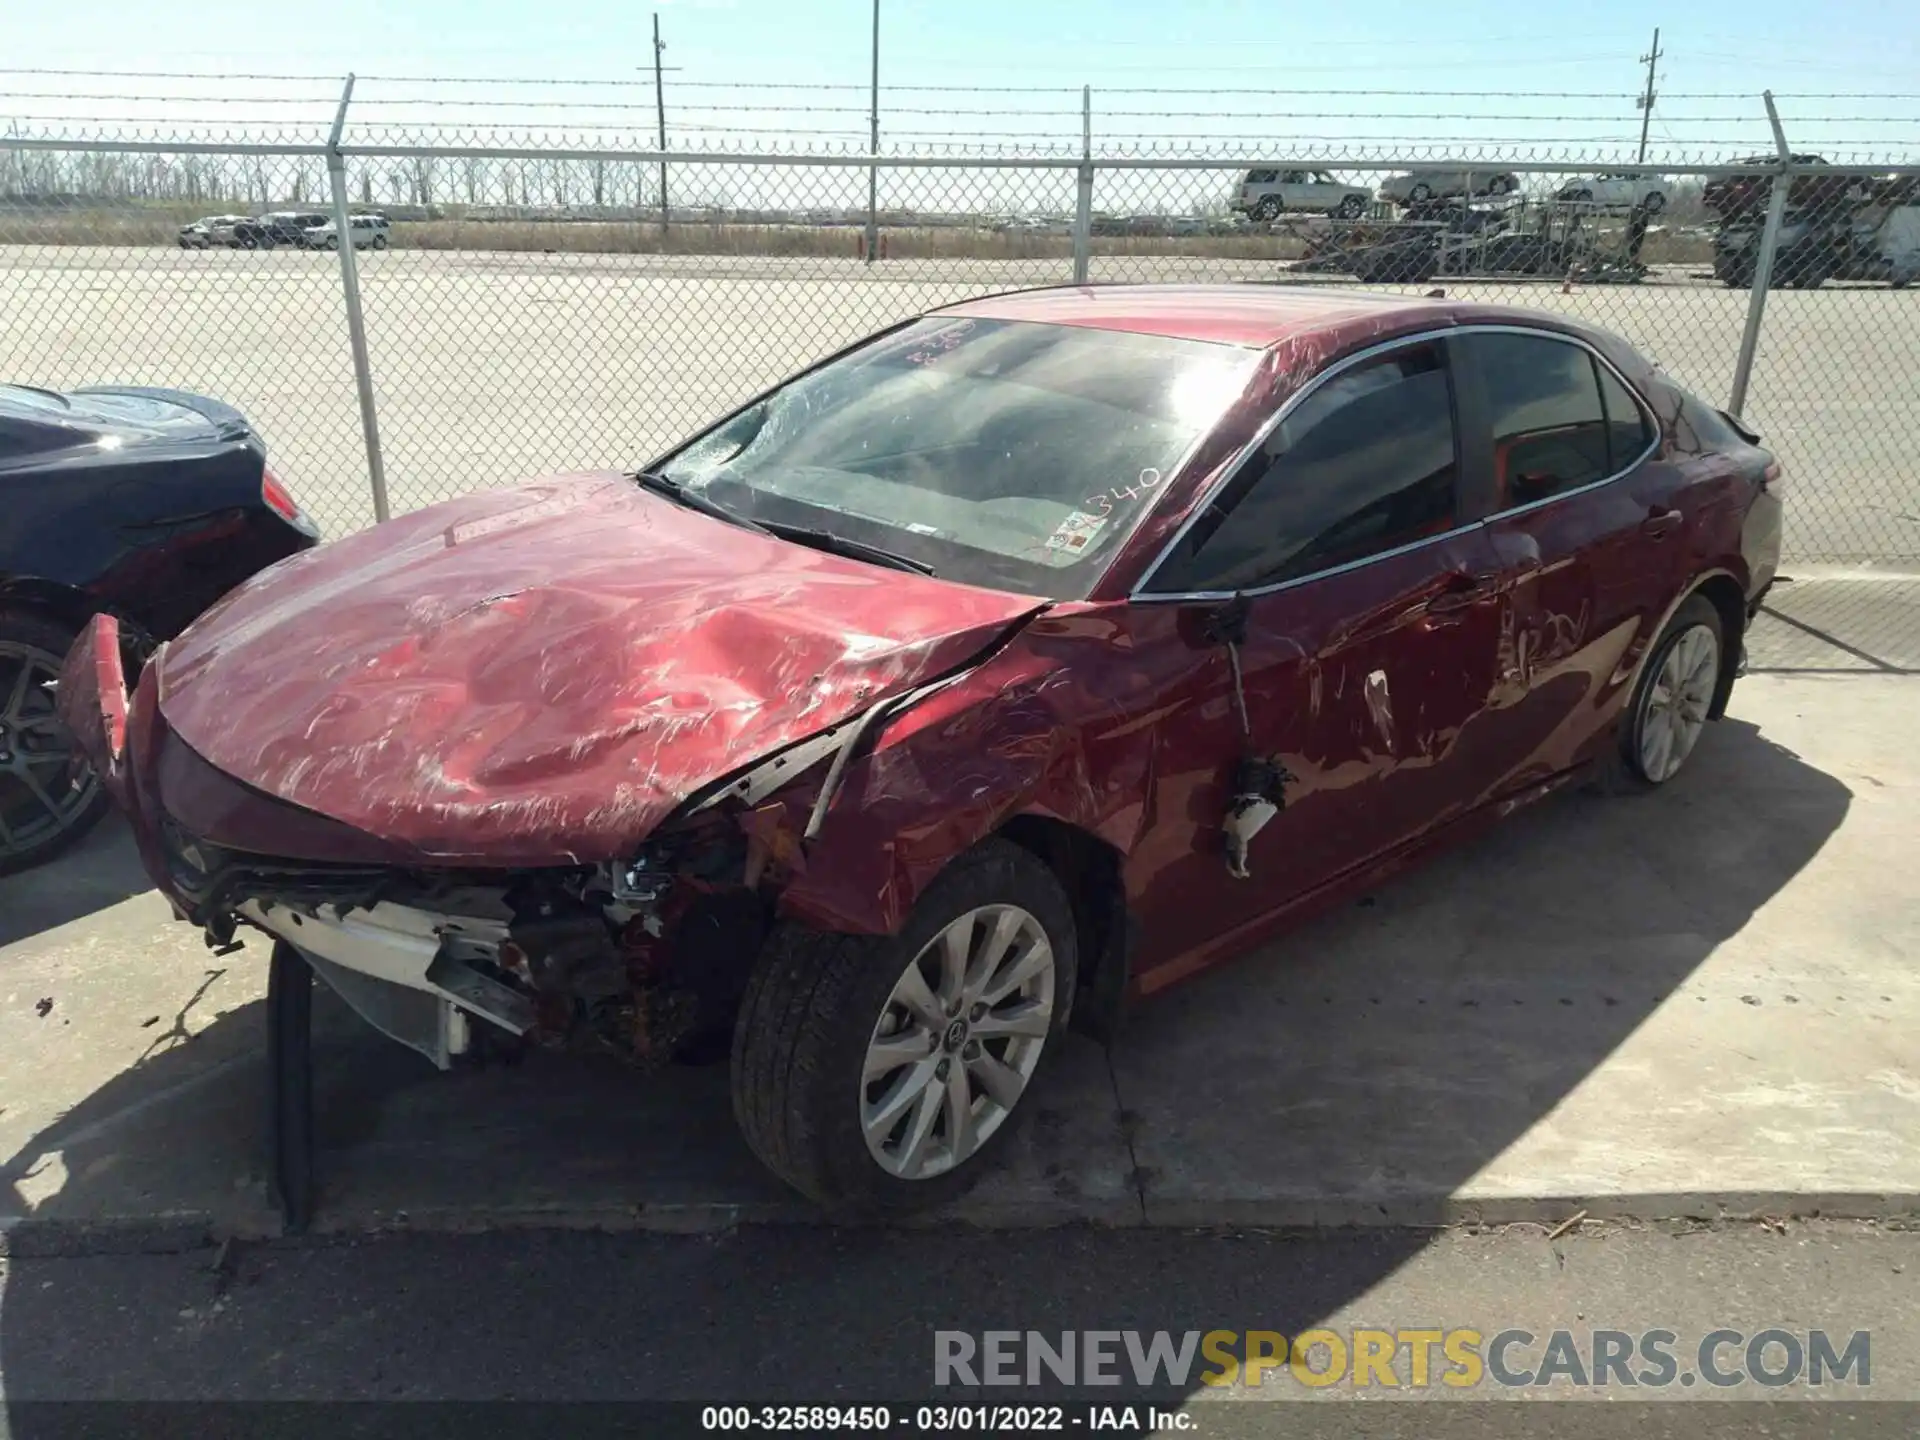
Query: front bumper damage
57,612,963,1074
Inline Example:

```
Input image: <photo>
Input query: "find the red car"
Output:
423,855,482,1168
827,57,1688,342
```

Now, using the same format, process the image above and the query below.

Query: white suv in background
1379,168,1520,205
1556,173,1670,213
1233,168,1373,221
302,214,391,251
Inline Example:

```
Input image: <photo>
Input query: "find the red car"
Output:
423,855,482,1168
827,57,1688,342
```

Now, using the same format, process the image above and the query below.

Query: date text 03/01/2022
699,1404,1193,1432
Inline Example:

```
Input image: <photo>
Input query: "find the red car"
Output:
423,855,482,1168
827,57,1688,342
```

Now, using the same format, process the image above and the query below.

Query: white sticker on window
1043,509,1109,556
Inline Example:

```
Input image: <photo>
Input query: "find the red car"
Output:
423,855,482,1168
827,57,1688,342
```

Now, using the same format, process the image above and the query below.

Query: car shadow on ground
1,717,1853,1418
0,816,151,949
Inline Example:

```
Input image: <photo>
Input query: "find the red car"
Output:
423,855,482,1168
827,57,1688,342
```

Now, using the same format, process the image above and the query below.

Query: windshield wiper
632,470,769,534
757,519,936,577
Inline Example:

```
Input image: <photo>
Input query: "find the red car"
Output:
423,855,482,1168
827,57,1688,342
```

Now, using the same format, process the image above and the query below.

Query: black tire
1488,175,1513,196
1409,183,1433,203
1571,190,1593,204
1613,595,1726,791
731,837,1079,1215
1251,197,1282,222
371,233,390,250
0,608,111,876
239,234,259,250
323,236,340,251
1643,191,1666,213
1336,195,1365,219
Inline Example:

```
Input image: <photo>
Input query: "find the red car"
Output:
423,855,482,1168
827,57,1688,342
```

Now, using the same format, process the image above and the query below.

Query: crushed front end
56,612,920,1072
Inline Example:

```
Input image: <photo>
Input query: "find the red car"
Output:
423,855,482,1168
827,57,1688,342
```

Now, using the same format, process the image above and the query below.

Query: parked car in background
211,215,278,249
179,215,250,249
1703,154,1856,218
1380,169,1520,205
1556,173,1670,212
259,211,332,247
61,286,1780,1215
1233,168,1373,221
1713,211,1848,289
0,383,319,873
302,214,390,251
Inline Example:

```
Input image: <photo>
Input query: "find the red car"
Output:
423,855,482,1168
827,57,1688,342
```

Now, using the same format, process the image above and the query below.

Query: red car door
1125,337,1511,988
1450,327,1689,790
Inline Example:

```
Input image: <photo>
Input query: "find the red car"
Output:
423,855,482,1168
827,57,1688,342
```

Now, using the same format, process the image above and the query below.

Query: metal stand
266,939,315,1234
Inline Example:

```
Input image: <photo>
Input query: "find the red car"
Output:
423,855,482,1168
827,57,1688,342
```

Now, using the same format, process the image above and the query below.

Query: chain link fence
3,120,1917,571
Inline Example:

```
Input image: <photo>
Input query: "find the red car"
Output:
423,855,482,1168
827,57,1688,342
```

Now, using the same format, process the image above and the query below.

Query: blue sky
6,0,1919,161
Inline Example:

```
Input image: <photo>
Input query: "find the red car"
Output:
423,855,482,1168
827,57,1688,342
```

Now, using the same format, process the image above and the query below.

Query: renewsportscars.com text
934,1327,1871,1390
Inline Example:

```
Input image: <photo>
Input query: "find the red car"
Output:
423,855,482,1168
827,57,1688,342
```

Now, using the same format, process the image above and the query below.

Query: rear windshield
655,316,1257,599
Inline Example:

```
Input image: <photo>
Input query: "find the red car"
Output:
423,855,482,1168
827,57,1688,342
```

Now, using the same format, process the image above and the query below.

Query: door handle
1425,571,1499,615
1641,506,1682,538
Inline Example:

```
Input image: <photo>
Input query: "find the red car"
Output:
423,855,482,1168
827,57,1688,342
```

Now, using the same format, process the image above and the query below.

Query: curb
9,1189,1919,1257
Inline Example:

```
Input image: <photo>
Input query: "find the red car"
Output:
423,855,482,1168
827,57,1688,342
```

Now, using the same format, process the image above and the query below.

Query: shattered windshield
654,316,1258,599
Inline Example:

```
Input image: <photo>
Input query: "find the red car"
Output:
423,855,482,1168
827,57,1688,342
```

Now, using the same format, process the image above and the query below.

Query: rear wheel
1618,596,1724,788
731,838,1077,1214
1409,182,1433,203
1251,197,1282,222
0,609,110,876
371,233,390,250
1643,191,1666,213
1487,175,1513,196
1336,194,1365,219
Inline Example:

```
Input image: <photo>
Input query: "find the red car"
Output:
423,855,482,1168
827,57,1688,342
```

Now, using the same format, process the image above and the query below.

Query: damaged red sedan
59,285,1781,1214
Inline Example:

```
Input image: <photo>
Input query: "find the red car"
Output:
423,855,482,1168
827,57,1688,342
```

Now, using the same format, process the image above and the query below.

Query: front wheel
0,609,111,876
371,233,389,250
1642,191,1666,213
1336,195,1365,219
1251,197,1282,222
1619,595,1724,788
731,838,1078,1214
1487,175,1513,195
1409,183,1433,203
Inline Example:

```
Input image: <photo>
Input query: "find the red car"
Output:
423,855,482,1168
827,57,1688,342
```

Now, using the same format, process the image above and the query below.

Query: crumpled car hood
154,473,1044,863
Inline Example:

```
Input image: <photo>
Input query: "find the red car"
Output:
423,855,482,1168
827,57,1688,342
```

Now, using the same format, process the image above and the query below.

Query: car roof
934,284,1460,349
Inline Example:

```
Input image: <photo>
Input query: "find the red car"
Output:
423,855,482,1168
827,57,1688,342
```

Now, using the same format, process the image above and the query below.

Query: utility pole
1635,26,1662,166
653,11,670,236
865,0,880,264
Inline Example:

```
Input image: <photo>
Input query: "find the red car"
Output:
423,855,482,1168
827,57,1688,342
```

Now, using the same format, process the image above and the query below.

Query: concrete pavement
3,585,1917,1247
5,1222,1918,1406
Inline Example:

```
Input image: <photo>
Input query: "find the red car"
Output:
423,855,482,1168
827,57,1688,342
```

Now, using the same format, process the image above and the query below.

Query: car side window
1595,361,1655,468
1464,332,1615,510
1148,343,1460,594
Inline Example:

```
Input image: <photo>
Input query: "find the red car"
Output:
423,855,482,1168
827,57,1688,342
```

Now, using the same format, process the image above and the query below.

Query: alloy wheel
860,903,1056,1181
0,641,97,863
1637,624,1718,783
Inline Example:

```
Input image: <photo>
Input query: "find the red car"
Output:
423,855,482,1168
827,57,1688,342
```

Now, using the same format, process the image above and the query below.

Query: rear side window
1596,364,1655,462
1464,332,1614,509
1245,170,1278,184
1149,342,1459,593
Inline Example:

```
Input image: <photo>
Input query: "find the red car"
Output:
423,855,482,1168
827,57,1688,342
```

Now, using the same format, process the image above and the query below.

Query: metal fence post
326,74,390,525
1728,91,1792,418
1071,86,1093,284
